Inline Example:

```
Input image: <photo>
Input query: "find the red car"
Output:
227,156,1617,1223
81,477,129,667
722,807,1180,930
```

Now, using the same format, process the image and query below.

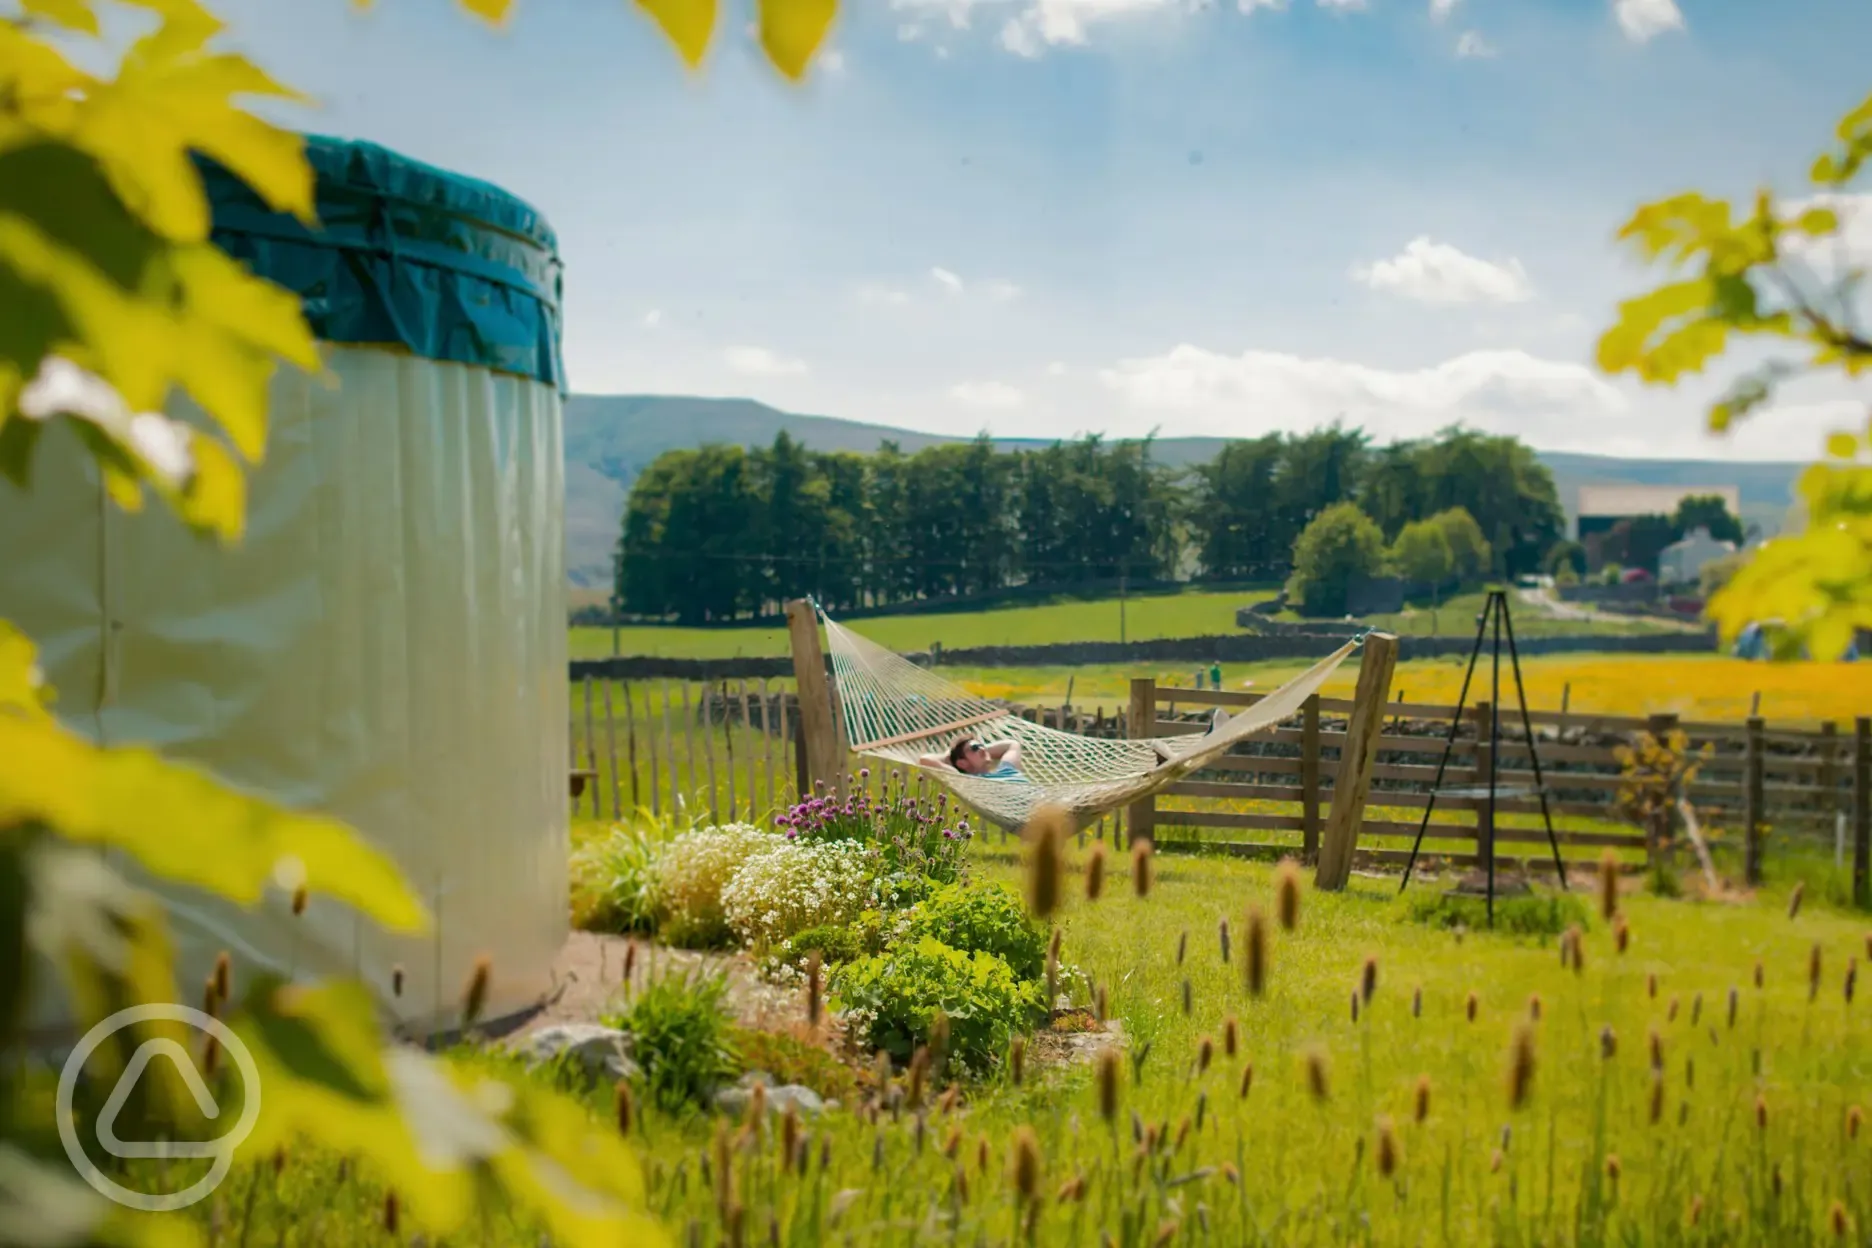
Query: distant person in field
920,736,1026,780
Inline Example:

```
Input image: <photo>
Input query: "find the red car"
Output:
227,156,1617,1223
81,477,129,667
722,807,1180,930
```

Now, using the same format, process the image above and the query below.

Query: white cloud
1428,0,1457,21
817,48,847,74
1096,344,1640,451
1613,0,1684,43
1238,0,1288,10
984,279,1023,302
930,266,966,295
999,16,1043,55
641,309,663,329
1352,237,1535,305
1455,30,1495,57
951,380,1027,408
1045,361,1069,377
1317,0,1366,10
858,284,912,306
724,346,808,377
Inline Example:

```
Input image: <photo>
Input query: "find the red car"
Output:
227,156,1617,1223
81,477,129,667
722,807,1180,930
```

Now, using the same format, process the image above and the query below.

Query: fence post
1301,694,1322,864
786,599,843,796
1854,717,1870,909
1473,702,1494,878
1744,716,1766,887
1316,632,1400,892
1128,678,1158,848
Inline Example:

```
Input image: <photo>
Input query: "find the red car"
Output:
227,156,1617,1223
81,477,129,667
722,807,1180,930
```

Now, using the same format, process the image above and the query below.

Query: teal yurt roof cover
196,135,566,390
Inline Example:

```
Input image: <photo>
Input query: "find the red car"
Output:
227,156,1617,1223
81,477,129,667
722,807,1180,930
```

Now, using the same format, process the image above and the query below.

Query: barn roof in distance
1576,483,1741,518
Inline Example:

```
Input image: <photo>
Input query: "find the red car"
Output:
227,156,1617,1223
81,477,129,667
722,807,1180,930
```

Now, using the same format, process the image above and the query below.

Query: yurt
0,137,570,1034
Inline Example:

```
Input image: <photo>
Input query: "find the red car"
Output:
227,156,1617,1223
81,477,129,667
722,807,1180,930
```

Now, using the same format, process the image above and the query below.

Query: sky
207,0,1872,461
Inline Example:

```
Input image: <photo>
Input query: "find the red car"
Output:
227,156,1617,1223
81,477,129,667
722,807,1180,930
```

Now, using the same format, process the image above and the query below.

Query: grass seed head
1667,995,1679,1023
1413,1075,1431,1124
1755,1094,1769,1131
1096,984,1108,1022
1687,1195,1703,1227
931,1013,951,1069
1351,990,1360,1024
1010,1036,1026,1086
1219,918,1231,963
1598,851,1619,922
1176,930,1187,965
1466,991,1479,1023
212,951,232,1003
1728,986,1739,1028
1023,805,1069,919
1197,1035,1213,1074
977,1134,991,1175
1600,1025,1616,1060
1360,955,1378,1005
462,954,492,1029
1615,916,1630,955
1754,960,1765,990
1528,994,1542,1022
1245,905,1269,997
1274,858,1302,931
1375,1115,1400,1178
1489,1149,1503,1174
1691,992,1702,1025
1132,838,1154,898
1788,881,1806,920
1847,959,1857,1006
615,1080,634,1136
1010,1126,1042,1200
1646,971,1658,1000
1096,1048,1121,1123
1055,1174,1086,1204
1412,985,1422,1018
1304,1047,1330,1103
1085,844,1106,901
907,1047,928,1109
782,1106,801,1162
1845,1105,1862,1139
1648,1027,1664,1072
1507,1023,1537,1111
1182,979,1192,1016
1832,1201,1849,1239
1222,1161,1241,1185
391,963,405,998
1605,1154,1621,1183
201,974,219,1019
1239,1061,1254,1100
291,884,308,917
1223,1016,1239,1058
382,1191,399,1234
1809,942,1824,1001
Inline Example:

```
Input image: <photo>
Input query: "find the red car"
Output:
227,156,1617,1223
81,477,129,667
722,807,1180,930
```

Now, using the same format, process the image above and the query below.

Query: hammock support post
786,599,843,796
1127,677,1158,846
1315,631,1401,891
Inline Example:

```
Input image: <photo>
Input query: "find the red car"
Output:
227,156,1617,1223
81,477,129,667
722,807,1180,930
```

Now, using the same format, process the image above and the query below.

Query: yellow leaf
0,621,53,716
0,713,428,932
1827,431,1858,461
20,0,100,33
175,429,246,540
635,0,716,68
758,0,838,80
456,0,516,21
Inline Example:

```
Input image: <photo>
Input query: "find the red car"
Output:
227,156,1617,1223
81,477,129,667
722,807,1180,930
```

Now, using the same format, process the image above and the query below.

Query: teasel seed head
1465,990,1479,1023
1009,1126,1042,1201
1360,955,1378,1006
1223,1016,1238,1058
1597,850,1619,922
1132,838,1153,898
1755,1094,1769,1131
213,951,232,1004
1085,843,1106,902
1847,1105,1863,1140
1506,1022,1536,1111
1846,959,1857,1006
1614,916,1630,955
1754,960,1765,990
1600,1025,1617,1060
1411,985,1422,1018
1375,1115,1400,1179
1304,1047,1330,1103
1691,992,1702,1026
1238,1061,1254,1100
1646,971,1658,1000
1350,990,1359,1024
615,1080,635,1136
462,954,492,1029
291,884,308,917
1809,942,1824,1002
1244,905,1269,998
1274,858,1301,931
1096,1047,1121,1123
1831,1200,1849,1239
382,1191,399,1234
1010,1036,1026,1086
1218,918,1231,964
1023,805,1069,919
1182,979,1192,1017
1788,881,1806,920
1727,985,1739,1028
1176,930,1187,965
1413,1074,1431,1124
391,963,405,998
1667,996,1679,1024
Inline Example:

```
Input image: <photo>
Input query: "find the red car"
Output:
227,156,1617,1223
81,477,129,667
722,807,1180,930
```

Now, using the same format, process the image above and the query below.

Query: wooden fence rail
565,676,1872,895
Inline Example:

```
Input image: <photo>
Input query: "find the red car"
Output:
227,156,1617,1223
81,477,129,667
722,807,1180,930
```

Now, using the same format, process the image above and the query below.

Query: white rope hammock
818,605,1364,830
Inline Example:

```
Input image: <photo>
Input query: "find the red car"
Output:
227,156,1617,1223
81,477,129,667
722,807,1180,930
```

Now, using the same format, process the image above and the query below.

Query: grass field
168,842,1872,1245
568,589,1690,660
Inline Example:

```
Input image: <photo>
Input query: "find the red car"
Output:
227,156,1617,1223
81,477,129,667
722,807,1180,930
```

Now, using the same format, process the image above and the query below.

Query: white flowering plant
651,822,786,947
720,838,879,950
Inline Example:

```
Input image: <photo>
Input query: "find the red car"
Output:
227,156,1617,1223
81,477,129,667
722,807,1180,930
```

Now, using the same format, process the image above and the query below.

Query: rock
510,1024,638,1082
714,1077,825,1117
769,1084,825,1116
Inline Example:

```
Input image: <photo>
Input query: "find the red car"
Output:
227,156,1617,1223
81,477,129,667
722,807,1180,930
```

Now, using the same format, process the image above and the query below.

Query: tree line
612,426,1570,624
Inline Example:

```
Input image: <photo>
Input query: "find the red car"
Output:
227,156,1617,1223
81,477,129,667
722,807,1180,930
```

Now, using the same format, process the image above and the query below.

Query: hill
561,393,1805,587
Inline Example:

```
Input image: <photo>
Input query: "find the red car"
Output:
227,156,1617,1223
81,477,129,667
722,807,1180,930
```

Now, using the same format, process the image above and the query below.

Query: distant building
1575,484,1743,542
1657,527,1737,586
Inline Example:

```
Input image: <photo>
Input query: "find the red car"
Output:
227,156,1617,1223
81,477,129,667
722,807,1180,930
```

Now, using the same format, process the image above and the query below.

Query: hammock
818,606,1365,830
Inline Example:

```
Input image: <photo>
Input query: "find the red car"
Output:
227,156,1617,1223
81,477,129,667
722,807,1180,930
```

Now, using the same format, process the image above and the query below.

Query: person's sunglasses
965,742,984,755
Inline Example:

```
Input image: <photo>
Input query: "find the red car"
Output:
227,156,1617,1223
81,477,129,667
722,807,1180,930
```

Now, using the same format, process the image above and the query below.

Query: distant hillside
561,393,1804,588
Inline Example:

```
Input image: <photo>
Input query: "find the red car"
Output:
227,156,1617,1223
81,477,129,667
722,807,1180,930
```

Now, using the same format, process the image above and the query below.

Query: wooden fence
565,675,1872,900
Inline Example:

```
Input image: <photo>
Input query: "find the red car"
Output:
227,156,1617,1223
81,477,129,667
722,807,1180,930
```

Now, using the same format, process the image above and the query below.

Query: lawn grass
155,841,1872,1245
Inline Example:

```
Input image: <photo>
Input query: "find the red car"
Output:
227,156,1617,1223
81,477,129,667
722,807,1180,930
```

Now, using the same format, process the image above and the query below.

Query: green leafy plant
777,922,870,969
1287,502,1389,618
830,937,1043,1070
570,822,665,933
607,971,742,1114
729,1026,860,1104
1598,88,1872,661
1400,889,1589,939
900,881,1048,983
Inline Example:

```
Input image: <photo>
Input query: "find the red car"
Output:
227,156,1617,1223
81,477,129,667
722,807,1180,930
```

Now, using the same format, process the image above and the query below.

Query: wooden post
1315,632,1400,891
603,680,622,820
1300,694,1322,863
786,599,843,796
624,682,641,816
1744,716,1766,887
1128,677,1158,847
791,697,809,803
758,677,777,815
1472,702,1495,879
1854,717,1870,909
582,674,600,818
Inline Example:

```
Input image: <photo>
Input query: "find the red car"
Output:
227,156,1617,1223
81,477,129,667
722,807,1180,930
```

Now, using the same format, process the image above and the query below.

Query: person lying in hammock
918,736,1027,781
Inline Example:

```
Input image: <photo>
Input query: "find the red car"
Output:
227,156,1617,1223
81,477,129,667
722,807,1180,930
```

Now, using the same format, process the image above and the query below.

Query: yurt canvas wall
0,137,570,1034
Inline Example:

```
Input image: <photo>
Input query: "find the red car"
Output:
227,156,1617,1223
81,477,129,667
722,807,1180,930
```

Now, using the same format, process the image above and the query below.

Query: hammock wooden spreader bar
847,708,1011,754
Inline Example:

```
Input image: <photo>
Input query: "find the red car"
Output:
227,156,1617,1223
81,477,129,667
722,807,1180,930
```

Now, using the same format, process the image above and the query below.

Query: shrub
1287,503,1388,617
778,924,868,969
1431,507,1492,581
901,881,1047,982
653,823,786,947
830,937,1044,1071
720,838,877,949
1389,518,1455,588
730,1027,861,1105
570,824,663,934
1401,889,1589,939
607,971,741,1113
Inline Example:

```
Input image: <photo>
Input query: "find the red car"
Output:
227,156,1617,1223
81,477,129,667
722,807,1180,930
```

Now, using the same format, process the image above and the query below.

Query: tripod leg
1399,597,1494,893
1486,591,1504,928
1500,592,1568,890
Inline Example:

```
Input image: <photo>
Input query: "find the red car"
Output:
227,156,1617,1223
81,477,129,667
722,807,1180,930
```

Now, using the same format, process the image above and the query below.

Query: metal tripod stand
1397,588,1567,926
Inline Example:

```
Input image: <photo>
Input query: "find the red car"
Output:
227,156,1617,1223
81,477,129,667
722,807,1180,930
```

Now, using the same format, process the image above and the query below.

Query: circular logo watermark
56,1003,262,1213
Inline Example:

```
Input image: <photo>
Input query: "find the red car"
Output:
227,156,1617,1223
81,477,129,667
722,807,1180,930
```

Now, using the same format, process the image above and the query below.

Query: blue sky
213,0,1872,460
